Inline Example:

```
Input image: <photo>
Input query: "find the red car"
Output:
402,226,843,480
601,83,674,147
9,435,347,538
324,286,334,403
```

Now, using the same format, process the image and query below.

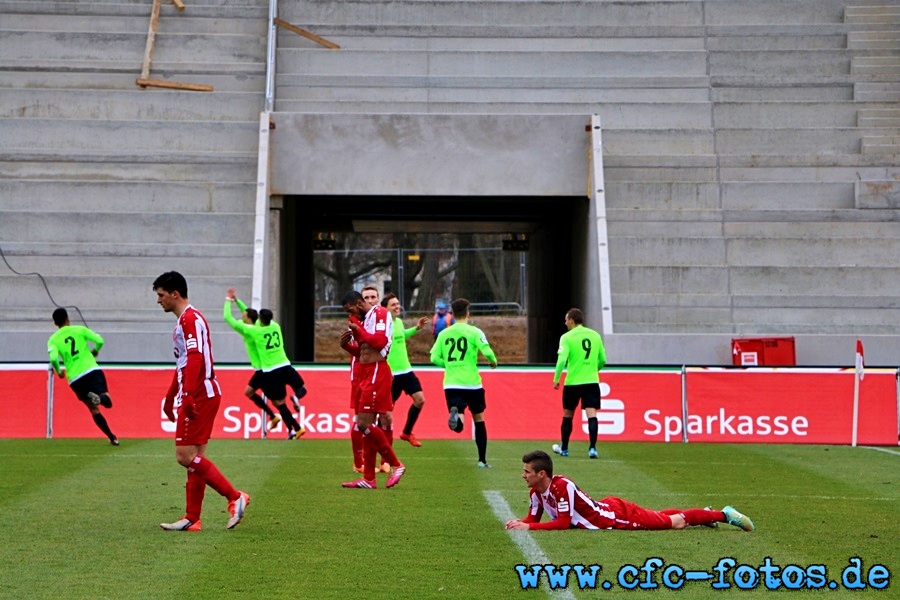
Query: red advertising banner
685,368,898,445
2,365,897,446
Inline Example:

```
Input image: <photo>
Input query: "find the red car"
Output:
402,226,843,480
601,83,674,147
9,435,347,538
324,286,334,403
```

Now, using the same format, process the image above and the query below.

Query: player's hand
181,399,198,420
90,348,98,357
416,316,430,329
163,398,176,422
226,287,236,301
340,329,354,347
57,370,66,380
505,519,528,530
347,321,359,333
553,382,560,390
490,362,498,369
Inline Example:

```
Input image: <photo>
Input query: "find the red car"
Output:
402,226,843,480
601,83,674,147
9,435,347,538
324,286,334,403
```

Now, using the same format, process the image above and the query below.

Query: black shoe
110,438,120,446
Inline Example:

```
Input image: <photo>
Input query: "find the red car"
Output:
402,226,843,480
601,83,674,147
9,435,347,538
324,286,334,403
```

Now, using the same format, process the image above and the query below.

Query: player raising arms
224,288,280,431
154,271,250,531
340,290,406,489
381,293,429,447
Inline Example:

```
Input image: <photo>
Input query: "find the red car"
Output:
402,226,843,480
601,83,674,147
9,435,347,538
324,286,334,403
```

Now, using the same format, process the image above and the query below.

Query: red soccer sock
189,455,239,502
667,508,725,526
365,425,400,467
380,423,394,446
185,469,206,522
351,427,365,469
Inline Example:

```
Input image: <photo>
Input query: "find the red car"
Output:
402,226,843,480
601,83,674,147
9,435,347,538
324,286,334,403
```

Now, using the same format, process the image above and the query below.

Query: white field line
483,490,576,600
862,446,900,457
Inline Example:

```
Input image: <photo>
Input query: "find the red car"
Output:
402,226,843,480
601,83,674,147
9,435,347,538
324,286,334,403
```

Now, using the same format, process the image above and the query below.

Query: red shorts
602,496,672,531
356,361,392,414
175,394,221,446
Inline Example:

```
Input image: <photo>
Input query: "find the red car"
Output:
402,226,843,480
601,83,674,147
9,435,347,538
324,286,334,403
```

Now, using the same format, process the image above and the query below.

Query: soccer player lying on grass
505,450,754,532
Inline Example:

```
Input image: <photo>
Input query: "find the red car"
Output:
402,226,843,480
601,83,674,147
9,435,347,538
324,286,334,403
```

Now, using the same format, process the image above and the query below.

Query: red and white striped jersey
525,475,617,530
171,305,220,401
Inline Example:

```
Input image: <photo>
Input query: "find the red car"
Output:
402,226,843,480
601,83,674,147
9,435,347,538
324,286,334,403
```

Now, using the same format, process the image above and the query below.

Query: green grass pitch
0,439,896,598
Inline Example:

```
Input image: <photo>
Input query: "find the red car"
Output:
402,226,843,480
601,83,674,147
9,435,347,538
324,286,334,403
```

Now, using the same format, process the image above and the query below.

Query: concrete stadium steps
855,82,900,101
0,88,263,120
0,180,256,212
844,4,900,25
848,30,900,50
0,118,259,153
0,159,258,183
0,70,266,93
0,0,267,18
1,13,266,34
0,30,266,65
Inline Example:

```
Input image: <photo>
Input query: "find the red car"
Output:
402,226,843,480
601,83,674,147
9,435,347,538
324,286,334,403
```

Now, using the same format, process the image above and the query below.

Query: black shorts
260,365,305,401
444,388,486,416
562,383,601,411
70,370,108,403
391,371,423,402
247,370,265,391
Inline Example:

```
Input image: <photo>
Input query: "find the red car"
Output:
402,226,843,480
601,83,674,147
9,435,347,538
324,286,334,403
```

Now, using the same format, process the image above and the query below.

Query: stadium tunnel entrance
280,195,592,364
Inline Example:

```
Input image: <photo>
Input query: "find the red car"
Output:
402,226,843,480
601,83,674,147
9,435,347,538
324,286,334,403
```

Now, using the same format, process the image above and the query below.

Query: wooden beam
136,78,214,92
140,0,162,81
274,17,340,49
171,0,185,11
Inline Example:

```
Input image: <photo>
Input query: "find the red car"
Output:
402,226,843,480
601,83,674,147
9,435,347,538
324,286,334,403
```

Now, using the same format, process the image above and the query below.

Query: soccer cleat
588,448,598,459
477,462,492,469
386,464,406,488
448,406,460,432
226,491,250,529
291,395,301,413
342,477,377,489
160,517,201,531
551,444,569,457
267,415,281,431
701,506,718,529
110,438,120,446
87,391,102,406
400,432,422,447
722,506,755,532
288,427,306,440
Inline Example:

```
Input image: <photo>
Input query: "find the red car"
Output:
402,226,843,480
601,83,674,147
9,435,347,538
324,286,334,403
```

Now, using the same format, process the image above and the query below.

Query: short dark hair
566,308,585,325
153,271,188,298
52,307,68,326
522,450,553,477
380,292,397,308
245,308,259,324
259,308,273,326
341,290,363,306
451,298,469,317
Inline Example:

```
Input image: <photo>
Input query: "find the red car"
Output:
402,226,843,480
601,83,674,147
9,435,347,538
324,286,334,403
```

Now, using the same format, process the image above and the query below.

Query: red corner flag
855,339,865,380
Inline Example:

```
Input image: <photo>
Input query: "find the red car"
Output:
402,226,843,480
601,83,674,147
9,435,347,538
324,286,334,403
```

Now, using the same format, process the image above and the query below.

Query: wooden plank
171,0,185,11
140,0,162,80
136,78,214,92
274,17,340,49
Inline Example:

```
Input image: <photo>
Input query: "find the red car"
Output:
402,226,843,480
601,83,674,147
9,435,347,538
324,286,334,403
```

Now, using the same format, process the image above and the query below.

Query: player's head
341,290,367,318
451,298,469,319
153,271,188,313
153,271,188,298
566,308,585,328
52,307,68,327
361,285,379,307
435,301,448,314
522,450,553,478
259,308,273,326
381,293,401,316
243,308,258,325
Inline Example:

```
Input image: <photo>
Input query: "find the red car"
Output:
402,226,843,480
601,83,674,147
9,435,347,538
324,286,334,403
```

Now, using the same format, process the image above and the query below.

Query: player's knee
670,514,687,529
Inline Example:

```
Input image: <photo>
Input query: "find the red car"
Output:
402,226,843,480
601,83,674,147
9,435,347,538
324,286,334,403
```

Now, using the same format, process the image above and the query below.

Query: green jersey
224,298,261,369
47,325,104,383
387,316,419,375
430,322,497,389
251,320,291,372
554,324,606,385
